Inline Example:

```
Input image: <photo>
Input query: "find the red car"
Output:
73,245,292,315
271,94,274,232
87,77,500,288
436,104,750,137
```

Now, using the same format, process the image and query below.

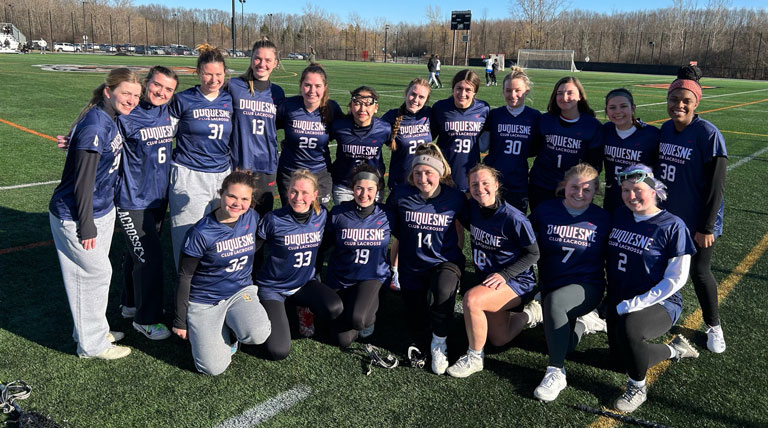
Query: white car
54,42,76,52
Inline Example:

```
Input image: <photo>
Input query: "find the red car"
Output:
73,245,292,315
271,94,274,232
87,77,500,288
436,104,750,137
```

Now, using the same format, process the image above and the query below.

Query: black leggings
261,280,343,360
334,279,383,348
607,304,673,381
528,183,558,213
401,263,461,349
118,205,166,325
691,243,720,327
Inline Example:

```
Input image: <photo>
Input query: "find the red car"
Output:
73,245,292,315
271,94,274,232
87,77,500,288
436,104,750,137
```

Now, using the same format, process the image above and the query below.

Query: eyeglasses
616,169,653,185
351,96,377,107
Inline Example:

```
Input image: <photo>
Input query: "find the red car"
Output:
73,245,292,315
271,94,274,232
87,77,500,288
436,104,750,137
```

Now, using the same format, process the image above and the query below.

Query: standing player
115,66,179,340
484,57,494,86
330,86,391,203
173,171,271,375
383,78,433,191
434,55,443,89
528,163,611,402
229,38,285,215
602,88,660,212
387,143,467,375
528,77,602,212
446,165,539,378
49,68,142,359
382,78,433,290
324,165,392,347
427,54,437,88
256,170,343,360
431,70,490,192
168,44,233,268
276,64,342,207
484,67,542,212
656,65,727,353
606,164,699,413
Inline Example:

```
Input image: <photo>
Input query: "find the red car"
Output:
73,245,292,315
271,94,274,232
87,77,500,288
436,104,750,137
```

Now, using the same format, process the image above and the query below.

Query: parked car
172,46,193,56
287,52,303,59
149,45,165,55
53,42,76,52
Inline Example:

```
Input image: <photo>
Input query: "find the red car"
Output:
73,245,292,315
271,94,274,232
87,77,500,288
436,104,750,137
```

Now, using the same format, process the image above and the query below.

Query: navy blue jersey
602,122,660,212
277,96,342,173
330,117,391,188
431,98,490,191
169,86,233,172
255,206,326,293
228,77,285,174
485,106,542,194
386,184,468,275
381,107,433,189
183,209,259,304
115,101,175,210
50,106,124,220
606,207,695,322
529,113,602,191
656,115,727,236
529,199,611,293
325,202,393,289
468,199,536,288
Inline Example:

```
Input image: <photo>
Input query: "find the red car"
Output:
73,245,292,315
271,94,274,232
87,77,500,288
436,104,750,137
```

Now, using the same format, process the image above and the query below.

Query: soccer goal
516,49,578,72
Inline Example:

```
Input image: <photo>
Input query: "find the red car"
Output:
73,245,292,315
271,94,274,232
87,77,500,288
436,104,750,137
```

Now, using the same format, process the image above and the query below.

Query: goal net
516,49,578,72
486,53,505,71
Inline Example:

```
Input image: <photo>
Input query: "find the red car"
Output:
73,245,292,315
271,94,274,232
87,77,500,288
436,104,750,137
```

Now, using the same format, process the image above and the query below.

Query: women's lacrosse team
50,38,728,412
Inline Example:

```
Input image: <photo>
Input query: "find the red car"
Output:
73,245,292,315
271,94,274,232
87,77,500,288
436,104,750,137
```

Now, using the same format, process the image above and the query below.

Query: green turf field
1,54,767,428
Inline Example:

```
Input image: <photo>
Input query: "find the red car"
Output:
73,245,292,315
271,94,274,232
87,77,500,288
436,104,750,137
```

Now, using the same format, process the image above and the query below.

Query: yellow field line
588,231,768,428
720,130,768,138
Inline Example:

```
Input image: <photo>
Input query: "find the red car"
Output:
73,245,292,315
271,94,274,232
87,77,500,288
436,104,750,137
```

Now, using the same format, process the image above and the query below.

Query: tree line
4,0,766,78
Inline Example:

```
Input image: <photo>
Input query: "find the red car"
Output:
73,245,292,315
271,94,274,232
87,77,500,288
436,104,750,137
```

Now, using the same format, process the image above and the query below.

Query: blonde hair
289,169,322,215
390,78,431,150
556,163,601,195
69,67,142,134
240,38,278,95
408,143,454,187
502,66,532,91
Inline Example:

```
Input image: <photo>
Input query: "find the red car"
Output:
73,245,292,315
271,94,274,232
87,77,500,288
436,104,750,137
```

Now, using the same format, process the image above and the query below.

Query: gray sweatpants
50,208,116,357
542,283,604,368
169,163,230,269
187,285,271,375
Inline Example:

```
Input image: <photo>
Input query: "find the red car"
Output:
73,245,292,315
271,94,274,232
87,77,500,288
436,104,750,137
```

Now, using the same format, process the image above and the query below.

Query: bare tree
509,0,570,47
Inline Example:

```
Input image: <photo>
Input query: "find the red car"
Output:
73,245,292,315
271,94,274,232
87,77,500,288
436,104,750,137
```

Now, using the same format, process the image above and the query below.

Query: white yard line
0,180,59,191
213,385,312,428
727,145,768,172
636,88,768,108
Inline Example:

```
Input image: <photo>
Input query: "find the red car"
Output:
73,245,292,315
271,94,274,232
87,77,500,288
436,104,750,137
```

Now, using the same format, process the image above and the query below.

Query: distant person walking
434,54,443,88
427,54,438,88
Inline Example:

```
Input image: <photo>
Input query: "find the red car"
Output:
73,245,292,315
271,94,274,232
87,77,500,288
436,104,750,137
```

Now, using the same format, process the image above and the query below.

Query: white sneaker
132,322,171,340
446,352,483,378
107,331,125,343
120,305,136,319
523,299,543,329
82,345,131,360
706,325,726,353
669,334,699,360
430,337,448,375
614,381,647,413
577,310,607,334
533,367,567,402
389,270,401,291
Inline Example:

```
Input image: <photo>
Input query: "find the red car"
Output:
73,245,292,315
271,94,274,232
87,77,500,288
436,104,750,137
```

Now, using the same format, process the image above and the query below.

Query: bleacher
1,23,25,52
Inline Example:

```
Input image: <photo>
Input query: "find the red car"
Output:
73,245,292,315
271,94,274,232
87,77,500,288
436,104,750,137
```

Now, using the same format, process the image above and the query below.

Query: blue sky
134,0,766,25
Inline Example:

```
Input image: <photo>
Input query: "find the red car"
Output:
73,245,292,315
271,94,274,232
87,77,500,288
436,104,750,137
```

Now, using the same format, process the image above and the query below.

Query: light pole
80,1,88,50
172,12,179,45
384,24,390,62
7,3,13,24
238,0,245,52
230,0,235,55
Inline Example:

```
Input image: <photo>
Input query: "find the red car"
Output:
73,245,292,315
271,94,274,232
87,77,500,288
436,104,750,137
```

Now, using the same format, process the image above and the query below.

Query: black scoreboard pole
450,10,471,66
